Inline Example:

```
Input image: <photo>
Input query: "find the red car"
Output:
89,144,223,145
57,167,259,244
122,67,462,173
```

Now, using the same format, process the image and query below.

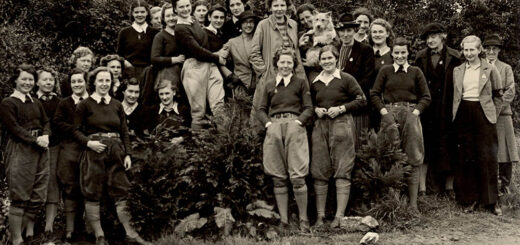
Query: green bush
127,94,271,239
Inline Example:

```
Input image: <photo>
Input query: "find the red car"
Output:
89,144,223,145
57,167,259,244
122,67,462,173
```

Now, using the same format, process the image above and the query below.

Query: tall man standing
415,23,462,196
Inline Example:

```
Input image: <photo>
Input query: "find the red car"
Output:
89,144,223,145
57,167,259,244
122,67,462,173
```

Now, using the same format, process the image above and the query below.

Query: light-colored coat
452,59,503,123
494,59,515,115
225,34,255,89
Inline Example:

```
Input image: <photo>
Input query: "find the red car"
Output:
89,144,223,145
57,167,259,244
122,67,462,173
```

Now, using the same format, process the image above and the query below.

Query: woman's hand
327,106,344,118
124,155,132,170
218,56,227,65
412,109,420,116
315,107,328,118
171,55,186,64
36,135,49,148
87,140,107,153
380,108,389,116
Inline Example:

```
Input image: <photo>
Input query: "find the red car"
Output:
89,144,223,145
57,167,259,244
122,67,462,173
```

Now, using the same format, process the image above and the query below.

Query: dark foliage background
0,0,519,241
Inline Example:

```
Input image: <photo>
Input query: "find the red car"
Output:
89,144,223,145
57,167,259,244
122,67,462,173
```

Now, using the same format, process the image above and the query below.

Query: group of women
1,0,516,244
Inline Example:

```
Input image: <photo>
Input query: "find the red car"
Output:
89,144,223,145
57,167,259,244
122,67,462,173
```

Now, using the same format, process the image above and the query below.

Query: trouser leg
499,162,512,193
408,166,420,209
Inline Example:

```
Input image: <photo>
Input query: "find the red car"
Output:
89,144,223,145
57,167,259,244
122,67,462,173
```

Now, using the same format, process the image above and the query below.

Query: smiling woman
117,0,159,80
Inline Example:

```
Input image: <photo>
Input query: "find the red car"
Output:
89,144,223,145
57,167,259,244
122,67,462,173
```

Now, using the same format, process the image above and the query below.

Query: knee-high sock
335,179,351,218
314,180,328,218
408,167,420,208
273,178,289,223
292,178,308,221
115,200,138,238
64,199,78,234
419,164,427,192
85,201,104,238
9,206,24,244
45,203,58,232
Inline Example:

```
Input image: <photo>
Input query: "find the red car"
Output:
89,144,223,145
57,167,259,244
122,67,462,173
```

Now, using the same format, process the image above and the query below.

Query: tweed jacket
225,34,255,89
493,59,515,115
249,15,307,87
452,59,503,123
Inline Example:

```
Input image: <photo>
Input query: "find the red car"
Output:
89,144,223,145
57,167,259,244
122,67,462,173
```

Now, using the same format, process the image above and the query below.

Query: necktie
25,95,32,103
41,94,53,101
375,50,381,58
398,65,404,73
278,78,286,88
100,97,106,105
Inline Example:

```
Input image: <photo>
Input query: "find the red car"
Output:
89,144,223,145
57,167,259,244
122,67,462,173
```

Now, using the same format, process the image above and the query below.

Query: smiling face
75,54,93,72
371,24,389,45
319,50,337,73
209,10,225,29
229,0,245,18
70,73,87,96
123,84,140,105
298,10,313,29
37,71,55,94
484,45,500,62
15,71,35,94
164,7,177,28
338,27,356,45
151,11,162,28
427,33,443,50
176,0,192,19
355,14,370,34
107,60,122,78
94,71,112,96
132,6,148,25
392,45,409,65
276,54,294,77
194,5,208,23
463,41,481,63
241,18,255,34
158,86,175,106
271,0,287,20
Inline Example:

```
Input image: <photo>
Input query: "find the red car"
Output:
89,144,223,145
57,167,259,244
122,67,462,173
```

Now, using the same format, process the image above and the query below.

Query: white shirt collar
232,16,239,23
122,101,139,115
71,92,89,104
132,22,148,33
36,90,57,99
91,93,112,104
205,25,218,35
159,101,179,115
373,46,390,56
313,69,341,86
275,73,293,87
10,89,33,103
465,61,481,70
393,62,410,73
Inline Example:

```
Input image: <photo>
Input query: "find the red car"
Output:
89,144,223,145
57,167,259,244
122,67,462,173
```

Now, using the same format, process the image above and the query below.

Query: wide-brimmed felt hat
335,13,360,30
483,34,503,47
237,10,260,26
420,22,446,40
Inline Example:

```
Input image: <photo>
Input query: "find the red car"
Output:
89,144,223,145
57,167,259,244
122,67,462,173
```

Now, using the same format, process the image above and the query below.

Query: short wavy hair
160,3,175,28
369,18,394,46
69,46,94,68
35,67,58,93
273,48,298,70
319,45,340,60
352,7,373,23
88,66,114,93
10,64,37,87
460,35,484,58
129,0,151,23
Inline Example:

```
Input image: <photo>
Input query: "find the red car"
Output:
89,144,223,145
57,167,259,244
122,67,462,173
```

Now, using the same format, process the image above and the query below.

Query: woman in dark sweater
34,68,62,241
310,45,366,228
53,68,90,243
370,37,431,211
117,0,159,80
221,0,247,42
1,64,50,245
73,67,149,245
172,0,226,129
257,48,313,232
150,3,186,105
369,18,393,73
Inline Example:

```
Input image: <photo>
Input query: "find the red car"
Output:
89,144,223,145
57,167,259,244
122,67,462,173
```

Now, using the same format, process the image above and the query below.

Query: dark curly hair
273,48,298,70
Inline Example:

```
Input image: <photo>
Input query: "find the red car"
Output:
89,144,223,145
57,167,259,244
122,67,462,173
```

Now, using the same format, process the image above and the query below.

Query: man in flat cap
414,22,462,198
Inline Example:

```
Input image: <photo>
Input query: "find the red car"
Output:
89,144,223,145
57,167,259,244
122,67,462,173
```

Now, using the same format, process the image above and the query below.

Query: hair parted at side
161,3,174,27
369,18,394,46
273,47,298,69
120,77,140,95
319,45,339,60
129,0,152,23
69,67,89,85
392,36,410,49
88,66,114,93
11,63,37,87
